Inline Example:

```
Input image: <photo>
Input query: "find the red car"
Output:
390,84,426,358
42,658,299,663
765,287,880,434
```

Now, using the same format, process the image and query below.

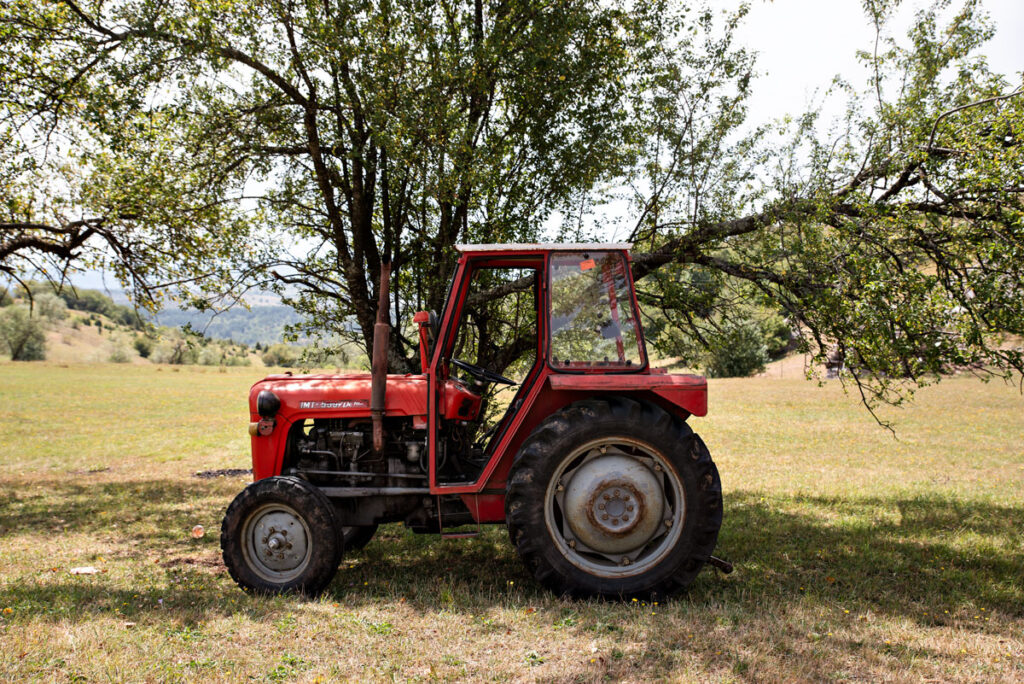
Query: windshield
548,252,645,369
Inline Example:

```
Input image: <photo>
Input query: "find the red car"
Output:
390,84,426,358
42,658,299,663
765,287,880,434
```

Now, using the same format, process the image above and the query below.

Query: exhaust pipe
371,262,391,454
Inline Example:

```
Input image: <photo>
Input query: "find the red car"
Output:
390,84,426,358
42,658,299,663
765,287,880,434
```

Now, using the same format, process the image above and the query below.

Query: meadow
0,362,1021,682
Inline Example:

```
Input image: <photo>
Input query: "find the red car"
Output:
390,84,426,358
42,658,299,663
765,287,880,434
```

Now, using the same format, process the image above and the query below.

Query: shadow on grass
0,574,286,626
0,476,278,625
2,478,1022,634
0,477,235,545
717,491,1024,614
577,490,1024,681
329,490,1024,619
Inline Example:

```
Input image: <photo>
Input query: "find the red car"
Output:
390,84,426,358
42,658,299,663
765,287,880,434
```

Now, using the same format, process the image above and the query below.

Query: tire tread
221,476,341,596
506,398,722,600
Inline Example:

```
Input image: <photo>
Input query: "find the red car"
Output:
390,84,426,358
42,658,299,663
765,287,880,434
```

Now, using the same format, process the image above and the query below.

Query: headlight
256,390,281,418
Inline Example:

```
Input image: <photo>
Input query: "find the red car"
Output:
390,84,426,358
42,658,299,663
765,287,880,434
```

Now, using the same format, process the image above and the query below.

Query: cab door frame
426,250,547,495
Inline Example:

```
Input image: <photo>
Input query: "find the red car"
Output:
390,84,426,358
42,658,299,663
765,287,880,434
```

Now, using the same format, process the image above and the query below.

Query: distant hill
52,279,318,346
67,286,301,346
154,305,302,346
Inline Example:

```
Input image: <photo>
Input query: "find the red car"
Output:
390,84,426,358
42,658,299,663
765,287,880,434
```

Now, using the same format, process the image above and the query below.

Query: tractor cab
426,246,655,482
224,244,722,600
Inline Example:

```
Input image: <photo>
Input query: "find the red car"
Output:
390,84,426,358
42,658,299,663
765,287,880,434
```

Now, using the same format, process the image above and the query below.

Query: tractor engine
284,417,427,485
278,416,478,532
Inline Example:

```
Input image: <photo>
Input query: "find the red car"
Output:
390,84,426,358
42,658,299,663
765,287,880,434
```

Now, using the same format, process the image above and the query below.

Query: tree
1,0,649,370
704,319,769,379
262,344,303,368
2,0,1021,419
133,336,153,359
625,0,1023,418
0,306,47,361
0,119,259,314
0,0,263,313
33,293,68,322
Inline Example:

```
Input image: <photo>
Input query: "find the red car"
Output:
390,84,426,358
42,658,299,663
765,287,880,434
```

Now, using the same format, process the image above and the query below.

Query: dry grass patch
0,362,1022,681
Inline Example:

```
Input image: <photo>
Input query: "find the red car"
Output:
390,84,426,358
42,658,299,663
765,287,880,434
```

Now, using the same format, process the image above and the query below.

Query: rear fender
545,373,707,418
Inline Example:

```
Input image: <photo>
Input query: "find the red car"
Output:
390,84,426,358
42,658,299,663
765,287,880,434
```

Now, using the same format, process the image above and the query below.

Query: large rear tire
221,476,342,596
505,397,721,599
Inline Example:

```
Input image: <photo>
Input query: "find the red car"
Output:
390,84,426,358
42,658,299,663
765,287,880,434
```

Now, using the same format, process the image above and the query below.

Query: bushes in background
262,343,302,368
704,312,794,378
133,336,153,358
0,306,47,361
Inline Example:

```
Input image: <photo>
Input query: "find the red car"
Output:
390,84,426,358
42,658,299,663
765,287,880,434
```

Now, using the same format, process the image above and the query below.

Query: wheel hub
246,508,309,576
589,482,642,535
563,454,664,554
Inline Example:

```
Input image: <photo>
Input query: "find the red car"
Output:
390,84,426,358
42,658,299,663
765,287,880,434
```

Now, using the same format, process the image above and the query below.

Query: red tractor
221,244,725,599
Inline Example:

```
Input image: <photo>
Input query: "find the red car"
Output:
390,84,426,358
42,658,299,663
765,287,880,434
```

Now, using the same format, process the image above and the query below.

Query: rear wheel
221,476,342,596
506,398,721,599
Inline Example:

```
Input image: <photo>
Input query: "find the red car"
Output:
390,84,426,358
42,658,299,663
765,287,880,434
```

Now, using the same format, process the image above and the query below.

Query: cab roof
456,243,632,253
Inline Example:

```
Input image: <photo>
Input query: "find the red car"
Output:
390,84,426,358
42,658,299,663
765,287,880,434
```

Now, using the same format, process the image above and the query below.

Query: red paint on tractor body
251,373,428,420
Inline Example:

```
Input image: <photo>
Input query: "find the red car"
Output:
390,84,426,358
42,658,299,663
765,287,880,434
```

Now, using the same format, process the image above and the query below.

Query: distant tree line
0,281,370,369
154,305,302,347
0,283,248,365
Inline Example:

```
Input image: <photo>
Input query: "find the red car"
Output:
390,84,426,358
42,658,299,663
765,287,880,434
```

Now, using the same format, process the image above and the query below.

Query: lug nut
568,540,576,549
614,489,621,496
664,518,673,527
603,494,611,501
601,513,609,520
611,518,619,525
598,503,605,510
621,557,632,566
622,515,630,522
626,505,634,512
556,484,564,492
623,494,630,501
654,464,662,471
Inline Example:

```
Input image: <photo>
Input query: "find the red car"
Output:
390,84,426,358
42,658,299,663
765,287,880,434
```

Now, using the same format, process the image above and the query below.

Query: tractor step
441,532,479,539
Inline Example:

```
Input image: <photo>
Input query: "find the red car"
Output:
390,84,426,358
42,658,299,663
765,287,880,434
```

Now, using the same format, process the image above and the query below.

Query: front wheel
506,398,722,599
221,476,342,596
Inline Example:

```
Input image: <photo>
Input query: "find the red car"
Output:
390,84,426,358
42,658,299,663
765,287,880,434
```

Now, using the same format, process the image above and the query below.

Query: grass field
0,362,1022,682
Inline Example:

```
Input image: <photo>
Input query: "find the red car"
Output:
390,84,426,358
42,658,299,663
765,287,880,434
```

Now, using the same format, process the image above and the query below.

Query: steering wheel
449,358,518,386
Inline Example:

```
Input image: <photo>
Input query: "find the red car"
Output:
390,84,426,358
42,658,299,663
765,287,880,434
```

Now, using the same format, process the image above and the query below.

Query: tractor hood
249,373,428,422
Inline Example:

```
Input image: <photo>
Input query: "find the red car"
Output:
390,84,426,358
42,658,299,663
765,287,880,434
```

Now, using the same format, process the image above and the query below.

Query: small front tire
221,476,341,596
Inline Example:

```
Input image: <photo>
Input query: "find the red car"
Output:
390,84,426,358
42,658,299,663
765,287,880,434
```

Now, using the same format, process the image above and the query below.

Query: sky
736,0,1022,125
596,0,1024,242
70,0,1023,292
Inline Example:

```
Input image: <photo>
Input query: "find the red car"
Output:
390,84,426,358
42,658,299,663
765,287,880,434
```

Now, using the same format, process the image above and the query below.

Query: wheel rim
544,437,685,578
241,503,313,583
